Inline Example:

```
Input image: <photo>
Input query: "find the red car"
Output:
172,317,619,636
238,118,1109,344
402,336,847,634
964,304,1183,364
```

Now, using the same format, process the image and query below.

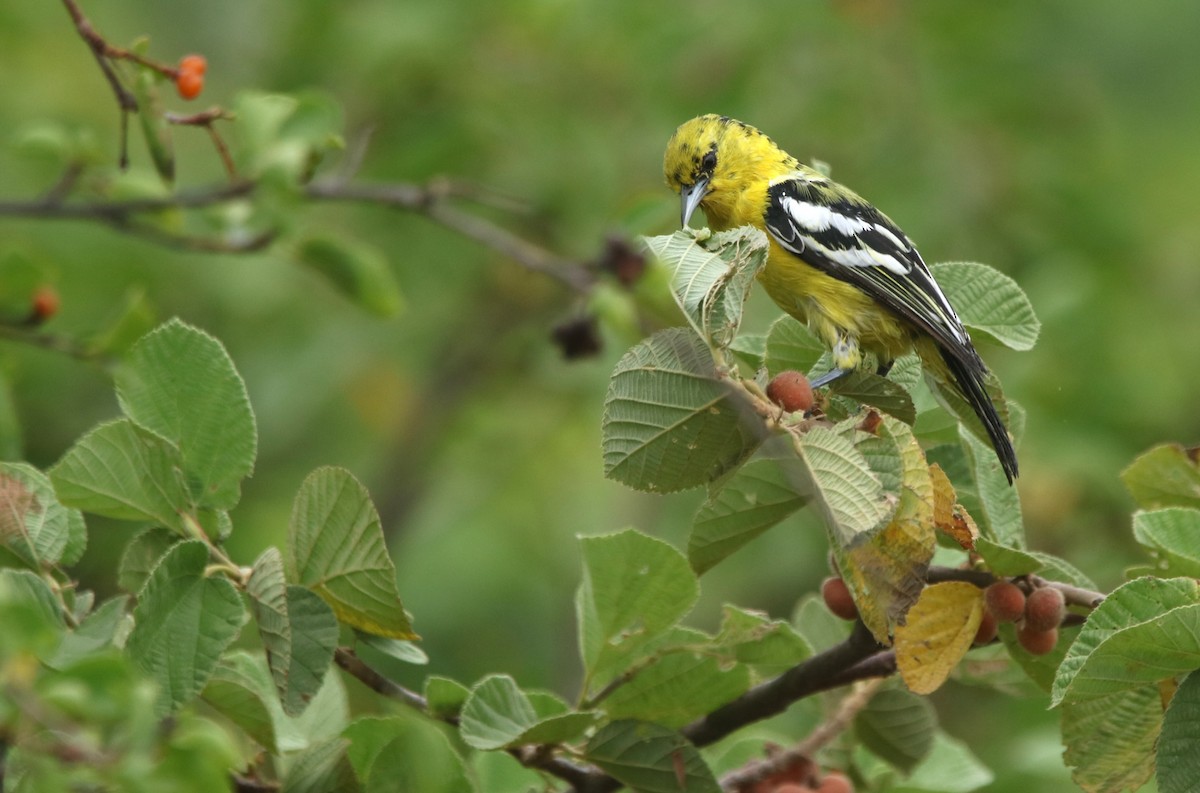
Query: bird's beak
680,177,710,227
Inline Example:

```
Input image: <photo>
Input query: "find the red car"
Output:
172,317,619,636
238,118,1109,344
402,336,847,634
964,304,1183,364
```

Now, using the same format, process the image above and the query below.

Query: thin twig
332,648,428,712
61,0,137,113
1032,575,1106,610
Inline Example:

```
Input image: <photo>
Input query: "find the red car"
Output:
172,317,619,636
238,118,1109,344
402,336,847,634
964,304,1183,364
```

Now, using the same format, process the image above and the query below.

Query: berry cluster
175,54,207,100
982,580,1065,654
746,761,855,793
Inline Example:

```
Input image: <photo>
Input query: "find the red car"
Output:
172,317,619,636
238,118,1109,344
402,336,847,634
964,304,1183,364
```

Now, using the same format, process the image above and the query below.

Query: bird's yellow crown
663,114,798,229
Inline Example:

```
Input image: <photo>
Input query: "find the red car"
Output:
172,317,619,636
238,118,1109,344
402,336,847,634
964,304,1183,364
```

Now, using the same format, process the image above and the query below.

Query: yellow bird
663,114,1017,483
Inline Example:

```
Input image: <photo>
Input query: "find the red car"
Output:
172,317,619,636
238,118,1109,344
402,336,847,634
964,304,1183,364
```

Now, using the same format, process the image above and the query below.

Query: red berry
973,611,998,646
1017,625,1059,656
176,71,204,100
817,771,855,793
30,287,60,321
766,370,814,413
821,577,858,621
1024,587,1066,633
179,54,207,76
984,581,1026,623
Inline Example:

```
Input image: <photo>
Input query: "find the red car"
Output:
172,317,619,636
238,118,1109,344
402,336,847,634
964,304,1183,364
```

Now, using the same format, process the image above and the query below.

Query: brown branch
1032,575,1106,610
333,648,427,712
62,0,137,114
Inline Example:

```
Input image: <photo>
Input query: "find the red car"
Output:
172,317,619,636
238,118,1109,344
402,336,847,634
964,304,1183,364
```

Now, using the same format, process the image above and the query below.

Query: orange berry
821,577,858,621
1017,625,1059,656
176,71,204,100
973,610,998,646
30,287,60,321
179,54,207,76
817,771,855,793
766,370,814,413
984,581,1025,623
1024,587,1066,633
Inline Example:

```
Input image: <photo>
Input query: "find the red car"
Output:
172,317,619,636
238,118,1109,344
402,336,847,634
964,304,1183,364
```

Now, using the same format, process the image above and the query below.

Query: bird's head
663,114,791,229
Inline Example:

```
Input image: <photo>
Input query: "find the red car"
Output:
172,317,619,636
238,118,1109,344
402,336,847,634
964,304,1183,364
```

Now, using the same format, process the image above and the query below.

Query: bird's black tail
938,348,1019,484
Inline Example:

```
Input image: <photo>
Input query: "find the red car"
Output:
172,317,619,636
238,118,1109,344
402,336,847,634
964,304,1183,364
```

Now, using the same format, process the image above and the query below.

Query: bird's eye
701,150,717,171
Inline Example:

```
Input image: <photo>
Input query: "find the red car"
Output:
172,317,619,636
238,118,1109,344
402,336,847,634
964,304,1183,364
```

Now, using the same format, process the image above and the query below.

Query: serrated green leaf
247,547,339,716
1121,444,1200,510
47,595,129,670
765,315,826,377
973,537,1041,576
1052,577,1200,707
285,467,415,639
281,738,358,793
643,226,770,349
929,262,1040,351
1133,508,1200,577
115,319,257,512
1063,684,1161,793
459,674,599,750
357,633,428,665
118,527,179,594
126,540,246,714
0,568,64,629
602,651,750,728
890,732,994,793
958,426,1024,546
576,529,699,683
59,508,87,567
295,235,403,317
86,288,158,357
0,462,79,568
795,425,890,546
425,676,471,721
1158,670,1200,793
344,716,473,793
50,419,191,532
829,371,917,425
688,455,809,574
713,604,812,680
275,665,350,753
586,719,720,793
132,69,175,184
997,622,1080,693
727,333,766,369
602,328,763,493
202,651,280,752
855,687,937,773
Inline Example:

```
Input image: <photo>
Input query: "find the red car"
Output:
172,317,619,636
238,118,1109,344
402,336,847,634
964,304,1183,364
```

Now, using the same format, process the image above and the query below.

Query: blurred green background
2,1,1197,789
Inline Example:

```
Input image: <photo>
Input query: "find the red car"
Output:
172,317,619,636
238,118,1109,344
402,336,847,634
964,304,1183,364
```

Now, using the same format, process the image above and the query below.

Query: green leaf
1122,444,1200,510
764,315,826,377
115,319,257,512
202,651,280,752
1133,508,1200,577
855,687,937,773
459,674,600,750
643,226,770,349
958,426,1024,546
602,328,763,493
131,69,175,184
586,720,719,793
126,540,246,714
0,462,80,568
247,547,339,716
998,622,1080,693
886,732,994,793
281,738,359,793
357,633,428,665
602,651,750,728
829,371,917,425
275,665,350,753
1063,684,1161,793
1159,670,1200,793
59,508,87,567
0,568,64,629
48,595,130,670
119,527,179,594
1052,577,1200,707
727,333,766,369
576,529,699,682
50,419,191,532
795,425,891,546
344,716,473,793
425,676,471,721
295,234,404,318
713,605,812,680
973,539,1096,589
86,287,158,357
285,467,416,639
929,262,1040,351
688,454,809,574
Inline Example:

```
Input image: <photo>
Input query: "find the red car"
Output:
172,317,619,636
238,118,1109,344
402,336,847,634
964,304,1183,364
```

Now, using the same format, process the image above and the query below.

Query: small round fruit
973,611,998,646
817,771,855,793
769,785,811,793
176,71,204,100
1017,625,1059,656
1024,587,1066,633
30,286,60,321
179,54,207,76
822,577,858,621
984,581,1026,623
766,370,814,413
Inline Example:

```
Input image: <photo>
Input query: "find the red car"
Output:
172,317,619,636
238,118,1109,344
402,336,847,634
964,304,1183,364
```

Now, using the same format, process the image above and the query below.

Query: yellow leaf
836,417,936,644
895,581,983,694
929,463,978,550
